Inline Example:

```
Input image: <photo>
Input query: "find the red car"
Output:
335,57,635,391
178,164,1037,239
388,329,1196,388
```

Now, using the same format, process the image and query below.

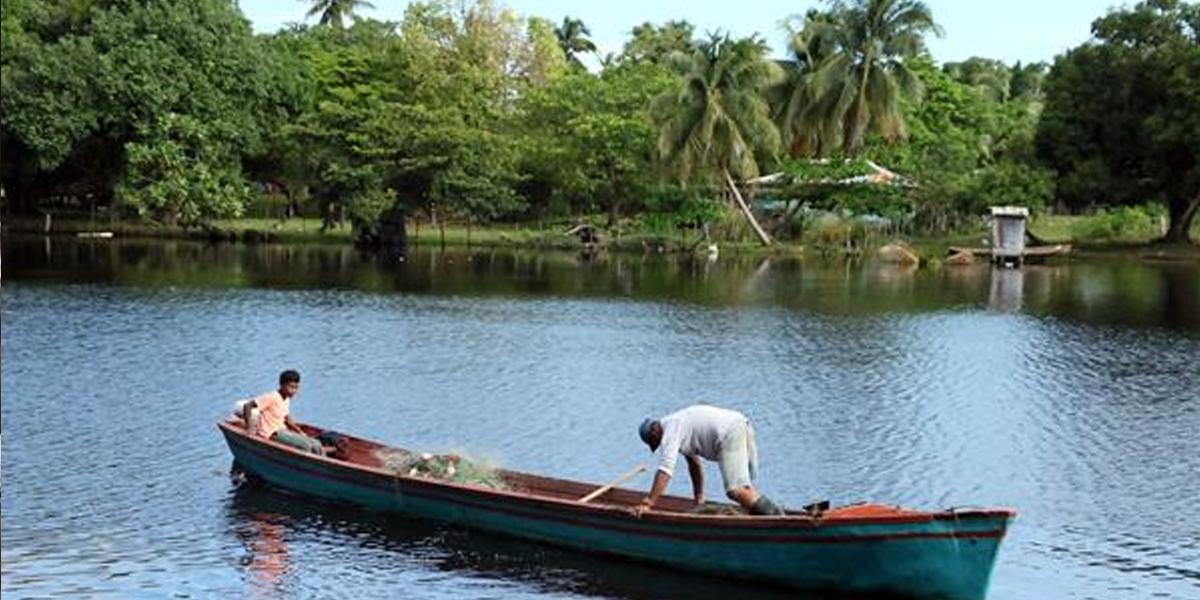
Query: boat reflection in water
226,474,888,600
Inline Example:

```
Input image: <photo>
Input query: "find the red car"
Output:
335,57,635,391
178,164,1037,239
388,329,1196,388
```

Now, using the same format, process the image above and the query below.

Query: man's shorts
271,430,324,455
718,420,758,491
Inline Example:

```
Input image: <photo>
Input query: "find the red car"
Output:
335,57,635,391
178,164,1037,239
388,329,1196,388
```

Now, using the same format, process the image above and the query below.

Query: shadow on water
223,468,886,600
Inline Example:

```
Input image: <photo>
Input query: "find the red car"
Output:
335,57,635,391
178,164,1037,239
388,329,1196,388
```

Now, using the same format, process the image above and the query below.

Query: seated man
635,404,785,516
241,370,324,455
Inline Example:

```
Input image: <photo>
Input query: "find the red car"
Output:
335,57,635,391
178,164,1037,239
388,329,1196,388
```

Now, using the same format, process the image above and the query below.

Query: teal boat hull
220,421,1013,600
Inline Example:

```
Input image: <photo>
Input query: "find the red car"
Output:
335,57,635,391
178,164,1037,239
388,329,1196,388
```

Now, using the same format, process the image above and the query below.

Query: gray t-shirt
655,405,748,476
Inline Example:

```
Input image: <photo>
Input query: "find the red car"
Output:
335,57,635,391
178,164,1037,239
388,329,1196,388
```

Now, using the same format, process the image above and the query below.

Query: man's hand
631,498,654,518
633,470,670,517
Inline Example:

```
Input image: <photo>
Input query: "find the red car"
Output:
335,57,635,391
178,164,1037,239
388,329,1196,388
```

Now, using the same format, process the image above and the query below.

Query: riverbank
3,215,1197,262
0,216,356,244
0,216,805,257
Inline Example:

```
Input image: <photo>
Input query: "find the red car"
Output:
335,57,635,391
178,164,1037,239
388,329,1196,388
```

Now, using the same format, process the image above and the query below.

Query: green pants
271,430,324,455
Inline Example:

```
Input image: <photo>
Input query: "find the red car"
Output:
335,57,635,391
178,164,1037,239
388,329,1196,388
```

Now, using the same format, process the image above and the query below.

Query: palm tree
787,0,942,156
302,0,375,29
651,33,782,245
772,10,841,157
554,17,597,69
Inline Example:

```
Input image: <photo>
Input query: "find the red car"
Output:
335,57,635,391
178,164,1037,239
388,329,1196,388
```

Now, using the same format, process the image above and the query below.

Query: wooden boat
218,419,1015,600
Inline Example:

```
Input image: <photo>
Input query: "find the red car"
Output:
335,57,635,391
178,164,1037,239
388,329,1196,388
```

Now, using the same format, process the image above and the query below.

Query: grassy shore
4,213,1196,261
405,222,806,257
2,216,355,244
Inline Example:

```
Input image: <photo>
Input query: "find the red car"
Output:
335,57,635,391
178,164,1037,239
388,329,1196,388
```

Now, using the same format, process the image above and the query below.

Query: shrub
1070,206,1157,240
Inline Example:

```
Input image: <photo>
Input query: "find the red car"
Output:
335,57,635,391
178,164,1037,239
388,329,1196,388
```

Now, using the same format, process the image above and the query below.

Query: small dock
950,243,1072,264
957,206,1073,267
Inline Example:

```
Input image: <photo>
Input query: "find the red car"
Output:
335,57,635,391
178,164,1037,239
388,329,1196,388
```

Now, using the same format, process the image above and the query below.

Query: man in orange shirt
241,370,324,455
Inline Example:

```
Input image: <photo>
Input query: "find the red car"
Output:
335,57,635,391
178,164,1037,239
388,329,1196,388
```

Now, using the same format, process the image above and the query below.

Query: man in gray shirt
635,404,785,516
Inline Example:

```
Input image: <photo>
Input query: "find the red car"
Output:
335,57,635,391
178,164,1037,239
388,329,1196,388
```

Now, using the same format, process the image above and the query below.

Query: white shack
990,206,1029,267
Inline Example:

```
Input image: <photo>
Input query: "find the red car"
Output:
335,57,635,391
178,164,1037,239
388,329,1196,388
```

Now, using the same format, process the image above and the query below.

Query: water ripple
3,246,1199,600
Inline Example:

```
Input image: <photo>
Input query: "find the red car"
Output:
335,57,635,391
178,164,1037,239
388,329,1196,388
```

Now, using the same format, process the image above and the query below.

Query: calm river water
2,237,1198,600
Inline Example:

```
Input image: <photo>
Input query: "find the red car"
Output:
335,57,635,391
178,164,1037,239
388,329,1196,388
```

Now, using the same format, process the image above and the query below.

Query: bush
965,161,1054,214
639,189,724,233
1070,206,1158,241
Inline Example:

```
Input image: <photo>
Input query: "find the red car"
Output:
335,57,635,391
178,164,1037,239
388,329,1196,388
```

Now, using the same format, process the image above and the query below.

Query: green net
689,503,746,516
375,449,509,490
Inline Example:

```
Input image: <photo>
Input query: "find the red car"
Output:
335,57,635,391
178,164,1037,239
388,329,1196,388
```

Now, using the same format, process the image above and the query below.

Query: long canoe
218,419,1014,600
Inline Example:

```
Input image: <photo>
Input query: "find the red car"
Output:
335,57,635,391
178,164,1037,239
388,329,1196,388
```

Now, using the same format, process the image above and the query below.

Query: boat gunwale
218,419,1017,530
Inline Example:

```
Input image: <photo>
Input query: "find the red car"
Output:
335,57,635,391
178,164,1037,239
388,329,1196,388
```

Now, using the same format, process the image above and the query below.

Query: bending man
636,404,784,516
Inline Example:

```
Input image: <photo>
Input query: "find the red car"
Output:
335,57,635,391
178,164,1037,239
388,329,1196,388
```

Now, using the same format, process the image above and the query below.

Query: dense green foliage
1038,0,1200,241
1,0,1195,245
1,0,290,224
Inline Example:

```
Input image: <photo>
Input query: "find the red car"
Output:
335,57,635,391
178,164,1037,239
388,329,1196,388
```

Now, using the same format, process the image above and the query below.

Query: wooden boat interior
227,418,989,522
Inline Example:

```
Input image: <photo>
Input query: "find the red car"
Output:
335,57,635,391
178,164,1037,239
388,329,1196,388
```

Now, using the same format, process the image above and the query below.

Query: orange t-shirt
252,390,290,439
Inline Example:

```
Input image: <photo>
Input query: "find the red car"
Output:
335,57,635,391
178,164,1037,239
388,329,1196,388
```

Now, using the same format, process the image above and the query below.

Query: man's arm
640,470,672,510
242,400,256,430
686,454,705,505
284,414,302,433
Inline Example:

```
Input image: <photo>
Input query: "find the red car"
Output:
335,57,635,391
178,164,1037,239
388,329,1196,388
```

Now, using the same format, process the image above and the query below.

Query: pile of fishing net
689,503,745,516
375,449,509,490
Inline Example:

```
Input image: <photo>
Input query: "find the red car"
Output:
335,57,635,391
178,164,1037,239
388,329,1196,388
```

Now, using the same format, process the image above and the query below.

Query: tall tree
788,0,942,156
303,0,375,29
1,0,287,224
651,33,781,244
554,16,596,69
621,20,695,64
522,16,567,84
1038,0,1200,242
943,57,1011,102
519,62,671,225
772,10,840,157
1009,61,1048,102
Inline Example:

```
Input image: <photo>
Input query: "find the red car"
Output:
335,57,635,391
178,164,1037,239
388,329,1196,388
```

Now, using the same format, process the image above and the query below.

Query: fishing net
375,449,509,490
689,503,745,516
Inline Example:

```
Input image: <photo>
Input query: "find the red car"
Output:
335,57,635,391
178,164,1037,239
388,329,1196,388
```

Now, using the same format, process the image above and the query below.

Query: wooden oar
578,464,647,503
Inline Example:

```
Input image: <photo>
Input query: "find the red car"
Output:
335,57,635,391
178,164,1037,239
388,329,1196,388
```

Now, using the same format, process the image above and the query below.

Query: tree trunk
724,170,772,246
844,109,867,157
607,197,620,229
436,204,446,249
843,70,872,157
375,201,407,259
1163,193,1200,243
